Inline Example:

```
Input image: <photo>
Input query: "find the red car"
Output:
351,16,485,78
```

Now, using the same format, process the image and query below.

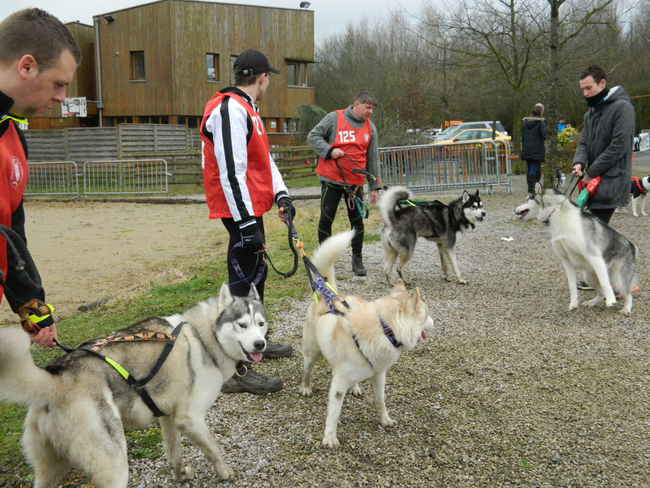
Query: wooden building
33,0,315,145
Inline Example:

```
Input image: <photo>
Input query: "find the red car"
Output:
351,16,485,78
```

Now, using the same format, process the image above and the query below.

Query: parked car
433,121,507,142
434,128,511,145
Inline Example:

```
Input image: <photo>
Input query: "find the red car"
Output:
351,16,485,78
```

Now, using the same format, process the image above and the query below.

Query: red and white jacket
200,87,288,221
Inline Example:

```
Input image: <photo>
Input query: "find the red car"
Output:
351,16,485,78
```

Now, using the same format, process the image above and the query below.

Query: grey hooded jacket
573,86,635,210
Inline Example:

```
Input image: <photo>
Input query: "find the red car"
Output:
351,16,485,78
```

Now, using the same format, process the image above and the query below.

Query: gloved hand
19,299,54,334
239,219,264,252
278,197,296,220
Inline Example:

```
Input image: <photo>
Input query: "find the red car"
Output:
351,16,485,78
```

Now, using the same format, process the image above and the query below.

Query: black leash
229,209,300,285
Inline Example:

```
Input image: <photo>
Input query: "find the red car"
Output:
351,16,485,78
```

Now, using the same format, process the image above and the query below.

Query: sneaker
576,281,593,290
615,283,640,300
221,368,283,394
352,254,367,276
262,340,293,359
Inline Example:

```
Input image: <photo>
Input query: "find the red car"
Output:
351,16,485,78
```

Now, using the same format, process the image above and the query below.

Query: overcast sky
0,0,432,41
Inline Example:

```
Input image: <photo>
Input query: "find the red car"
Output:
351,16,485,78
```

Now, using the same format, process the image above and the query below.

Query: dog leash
229,208,300,286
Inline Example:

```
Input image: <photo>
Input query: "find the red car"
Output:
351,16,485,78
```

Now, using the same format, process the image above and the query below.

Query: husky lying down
301,230,435,448
380,186,486,285
515,184,637,315
0,284,267,487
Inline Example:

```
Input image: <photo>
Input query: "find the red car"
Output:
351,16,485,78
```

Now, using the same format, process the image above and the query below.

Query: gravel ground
125,173,650,487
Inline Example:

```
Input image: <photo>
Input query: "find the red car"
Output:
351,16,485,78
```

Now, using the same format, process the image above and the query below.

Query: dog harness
631,176,647,197
78,321,185,417
350,315,402,367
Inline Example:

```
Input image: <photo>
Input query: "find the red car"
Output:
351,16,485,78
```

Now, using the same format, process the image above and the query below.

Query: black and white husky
380,186,486,285
630,175,650,217
515,183,637,315
0,283,267,487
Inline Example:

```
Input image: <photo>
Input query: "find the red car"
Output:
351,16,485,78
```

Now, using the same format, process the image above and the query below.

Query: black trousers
221,217,267,302
318,182,364,255
590,208,615,224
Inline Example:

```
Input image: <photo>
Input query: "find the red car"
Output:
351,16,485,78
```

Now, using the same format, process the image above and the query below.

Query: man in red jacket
0,8,80,347
201,50,295,394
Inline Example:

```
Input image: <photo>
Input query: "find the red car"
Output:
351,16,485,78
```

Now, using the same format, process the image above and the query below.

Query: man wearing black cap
200,49,295,394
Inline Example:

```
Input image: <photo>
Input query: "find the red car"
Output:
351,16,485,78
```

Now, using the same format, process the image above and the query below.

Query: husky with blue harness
300,230,434,448
0,283,267,487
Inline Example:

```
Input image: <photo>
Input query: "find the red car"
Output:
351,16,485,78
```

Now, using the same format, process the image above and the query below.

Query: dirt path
0,200,221,326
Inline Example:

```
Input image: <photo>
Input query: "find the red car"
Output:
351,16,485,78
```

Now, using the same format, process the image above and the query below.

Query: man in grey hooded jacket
571,65,635,224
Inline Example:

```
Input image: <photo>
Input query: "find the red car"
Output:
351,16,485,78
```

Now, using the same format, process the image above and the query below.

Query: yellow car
434,129,511,145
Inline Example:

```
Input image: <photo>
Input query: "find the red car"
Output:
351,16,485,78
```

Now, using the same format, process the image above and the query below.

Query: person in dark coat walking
520,103,547,194
571,65,635,225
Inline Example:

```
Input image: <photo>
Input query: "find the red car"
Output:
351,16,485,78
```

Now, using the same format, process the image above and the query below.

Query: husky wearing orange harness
630,175,650,217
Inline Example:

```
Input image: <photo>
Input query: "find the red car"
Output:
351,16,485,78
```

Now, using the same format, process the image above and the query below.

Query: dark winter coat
573,86,635,210
520,117,546,162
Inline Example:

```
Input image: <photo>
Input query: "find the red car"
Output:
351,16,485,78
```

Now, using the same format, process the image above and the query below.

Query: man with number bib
201,49,295,394
308,92,381,276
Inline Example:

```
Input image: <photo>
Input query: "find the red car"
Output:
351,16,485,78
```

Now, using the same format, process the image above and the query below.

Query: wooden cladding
98,0,315,119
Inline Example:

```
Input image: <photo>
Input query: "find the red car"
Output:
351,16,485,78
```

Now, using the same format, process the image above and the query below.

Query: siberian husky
0,284,267,487
380,186,486,285
515,183,637,314
301,230,435,448
630,175,650,216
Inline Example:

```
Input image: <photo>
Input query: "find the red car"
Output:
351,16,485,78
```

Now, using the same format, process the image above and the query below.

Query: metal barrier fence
24,161,80,197
379,140,512,194
83,159,169,196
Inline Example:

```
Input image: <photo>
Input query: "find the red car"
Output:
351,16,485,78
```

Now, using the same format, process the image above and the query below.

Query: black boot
262,339,293,359
222,365,283,394
352,254,366,276
526,174,536,194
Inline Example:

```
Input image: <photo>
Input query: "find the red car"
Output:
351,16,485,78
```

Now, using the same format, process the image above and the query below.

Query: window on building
286,61,308,87
206,53,219,82
131,51,145,80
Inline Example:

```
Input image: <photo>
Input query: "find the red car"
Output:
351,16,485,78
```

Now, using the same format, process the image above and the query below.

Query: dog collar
632,176,647,196
380,316,402,348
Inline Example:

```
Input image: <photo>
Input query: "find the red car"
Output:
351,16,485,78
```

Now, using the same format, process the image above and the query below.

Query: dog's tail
379,186,413,226
310,230,354,291
0,328,53,406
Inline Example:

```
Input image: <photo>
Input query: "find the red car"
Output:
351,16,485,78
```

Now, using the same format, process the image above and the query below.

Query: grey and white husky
0,283,267,487
380,186,486,285
515,183,637,315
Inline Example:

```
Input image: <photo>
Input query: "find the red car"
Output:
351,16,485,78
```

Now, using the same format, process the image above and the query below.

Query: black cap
233,49,281,76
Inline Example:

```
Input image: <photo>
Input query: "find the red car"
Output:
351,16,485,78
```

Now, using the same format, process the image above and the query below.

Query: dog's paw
173,465,196,482
569,301,578,311
633,213,639,217
643,212,648,216
350,383,362,396
619,308,631,316
300,386,312,397
322,434,340,448
217,465,236,480
581,297,602,308
380,415,396,427
457,278,468,285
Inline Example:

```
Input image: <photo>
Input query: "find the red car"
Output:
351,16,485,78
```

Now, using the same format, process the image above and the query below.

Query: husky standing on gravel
379,186,486,285
0,283,268,487
515,183,637,315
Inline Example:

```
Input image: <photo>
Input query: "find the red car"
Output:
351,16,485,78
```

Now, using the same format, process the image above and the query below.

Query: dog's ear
412,287,424,312
391,279,407,295
475,189,480,197
462,191,469,203
218,282,235,309
534,182,543,195
247,284,260,301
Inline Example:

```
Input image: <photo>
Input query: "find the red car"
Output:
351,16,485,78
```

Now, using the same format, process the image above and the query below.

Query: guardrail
379,140,512,194
24,161,80,197
83,159,169,196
